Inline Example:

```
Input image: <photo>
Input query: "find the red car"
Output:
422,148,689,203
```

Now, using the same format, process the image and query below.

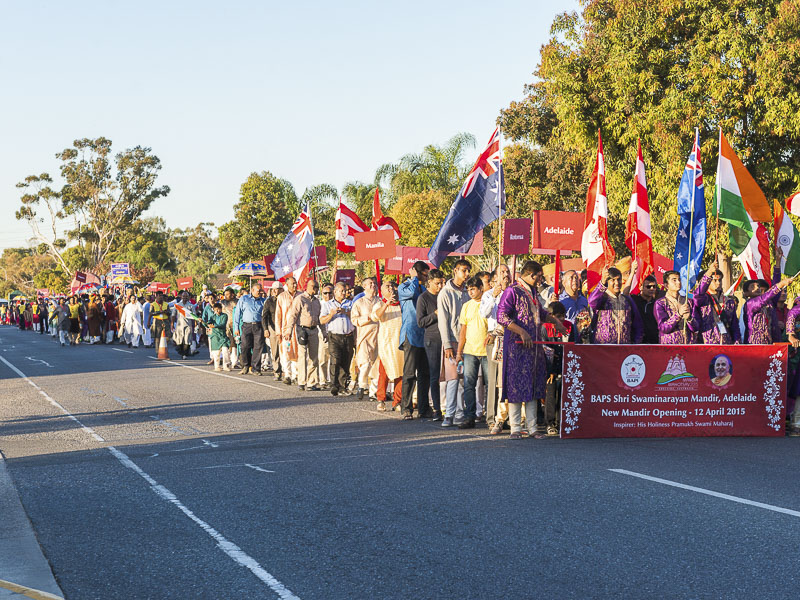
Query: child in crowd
207,302,232,371
542,301,575,436
456,276,488,429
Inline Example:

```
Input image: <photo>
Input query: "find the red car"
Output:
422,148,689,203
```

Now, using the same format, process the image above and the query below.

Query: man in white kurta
121,295,145,348
371,281,404,411
274,277,300,384
351,277,381,400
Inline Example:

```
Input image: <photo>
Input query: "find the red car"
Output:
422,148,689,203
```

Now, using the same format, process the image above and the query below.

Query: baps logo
621,354,646,388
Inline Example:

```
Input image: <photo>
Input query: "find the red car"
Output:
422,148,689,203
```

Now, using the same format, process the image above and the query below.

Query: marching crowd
4,256,800,438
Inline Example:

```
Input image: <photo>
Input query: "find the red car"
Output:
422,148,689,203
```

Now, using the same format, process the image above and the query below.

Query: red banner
75,271,87,283
176,277,194,290
36,288,50,297
561,344,787,438
501,218,531,255
531,210,584,253
653,252,674,279
384,248,404,276
335,269,356,286
354,230,397,261
401,247,434,275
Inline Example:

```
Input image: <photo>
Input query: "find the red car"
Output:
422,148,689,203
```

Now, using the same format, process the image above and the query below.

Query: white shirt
480,290,502,332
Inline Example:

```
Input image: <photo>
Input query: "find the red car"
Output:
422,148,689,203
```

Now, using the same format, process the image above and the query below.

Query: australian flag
428,128,506,267
271,205,315,280
674,131,706,294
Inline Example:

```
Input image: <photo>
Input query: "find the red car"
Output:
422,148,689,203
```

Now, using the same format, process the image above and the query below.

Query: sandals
509,432,523,440
546,426,559,437
490,422,504,435
377,401,387,412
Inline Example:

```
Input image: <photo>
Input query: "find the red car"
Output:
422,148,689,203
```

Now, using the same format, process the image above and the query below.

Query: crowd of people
3,256,800,438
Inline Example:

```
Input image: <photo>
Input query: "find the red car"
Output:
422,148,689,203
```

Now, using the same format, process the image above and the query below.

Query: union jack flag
271,205,315,280
460,128,501,198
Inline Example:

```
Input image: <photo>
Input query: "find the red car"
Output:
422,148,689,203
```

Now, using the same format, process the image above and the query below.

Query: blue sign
111,263,130,276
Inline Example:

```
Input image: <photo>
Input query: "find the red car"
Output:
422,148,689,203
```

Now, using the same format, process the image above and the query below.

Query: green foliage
218,171,299,268
389,190,452,248
500,0,800,261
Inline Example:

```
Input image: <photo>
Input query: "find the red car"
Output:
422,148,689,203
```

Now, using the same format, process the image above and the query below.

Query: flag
372,189,401,240
581,130,615,290
785,192,800,218
335,200,368,253
774,200,800,277
673,130,706,292
625,139,654,294
715,130,772,280
174,303,202,322
428,127,506,267
270,206,315,281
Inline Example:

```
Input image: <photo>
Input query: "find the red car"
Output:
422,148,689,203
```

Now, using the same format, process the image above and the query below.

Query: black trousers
240,322,265,370
328,333,353,392
402,341,430,415
545,375,562,427
424,339,442,413
153,319,171,351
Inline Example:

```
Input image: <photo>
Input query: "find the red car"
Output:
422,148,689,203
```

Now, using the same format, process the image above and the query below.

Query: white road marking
203,439,219,448
112,396,129,407
2,354,300,600
245,464,275,474
112,348,134,354
25,356,54,367
147,356,284,391
149,415,200,436
0,356,104,442
610,469,800,518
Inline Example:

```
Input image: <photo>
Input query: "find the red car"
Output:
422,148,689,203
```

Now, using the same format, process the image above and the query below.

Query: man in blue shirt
235,283,266,375
397,261,431,420
558,269,589,322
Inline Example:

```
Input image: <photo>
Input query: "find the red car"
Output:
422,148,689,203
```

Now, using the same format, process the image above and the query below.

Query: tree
301,184,338,269
218,172,299,268
500,0,800,260
16,137,170,273
341,181,378,225
389,190,453,248
167,222,222,280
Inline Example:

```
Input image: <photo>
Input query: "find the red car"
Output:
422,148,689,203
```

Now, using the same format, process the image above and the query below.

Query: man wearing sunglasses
317,284,334,388
631,274,661,344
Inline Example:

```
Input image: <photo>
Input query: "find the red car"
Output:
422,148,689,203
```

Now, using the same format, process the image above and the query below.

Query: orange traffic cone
157,327,169,360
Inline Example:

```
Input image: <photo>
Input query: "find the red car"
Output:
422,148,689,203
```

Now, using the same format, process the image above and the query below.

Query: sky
0,0,578,252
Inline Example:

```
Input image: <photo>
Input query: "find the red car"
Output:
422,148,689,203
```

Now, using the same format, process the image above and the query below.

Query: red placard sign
335,269,356,286
531,210,584,253
402,247,434,275
384,247,404,276
309,246,328,269
561,344,787,438
36,288,50,297
501,218,531,255
354,230,397,261
75,271,87,283
653,252,674,278
176,277,194,290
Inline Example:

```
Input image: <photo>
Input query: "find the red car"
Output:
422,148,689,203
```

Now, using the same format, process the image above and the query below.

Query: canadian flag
785,192,800,218
581,130,615,290
625,139,654,293
335,200,368,253
372,188,401,239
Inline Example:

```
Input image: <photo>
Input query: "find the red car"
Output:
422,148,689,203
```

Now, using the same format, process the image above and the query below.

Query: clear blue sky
0,0,578,251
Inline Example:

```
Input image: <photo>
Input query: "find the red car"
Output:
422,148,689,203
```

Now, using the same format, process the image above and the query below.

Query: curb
0,453,64,600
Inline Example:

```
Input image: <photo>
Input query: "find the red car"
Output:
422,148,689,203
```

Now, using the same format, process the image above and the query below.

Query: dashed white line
245,464,276,474
2,354,301,600
610,469,800,518
149,415,200,436
112,348,134,354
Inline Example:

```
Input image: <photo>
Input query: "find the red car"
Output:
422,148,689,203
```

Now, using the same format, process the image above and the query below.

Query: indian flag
174,303,202,322
715,130,772,279
774,200,800,277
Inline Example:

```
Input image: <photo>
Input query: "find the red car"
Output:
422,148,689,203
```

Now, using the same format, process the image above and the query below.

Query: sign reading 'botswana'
560,343,787,438
354,229,397,261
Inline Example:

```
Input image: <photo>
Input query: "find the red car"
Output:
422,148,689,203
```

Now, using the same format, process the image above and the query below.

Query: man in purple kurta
743,278,791,344
587,267,643,344
654,270,699,344
693,266,740,344
498,260,567,439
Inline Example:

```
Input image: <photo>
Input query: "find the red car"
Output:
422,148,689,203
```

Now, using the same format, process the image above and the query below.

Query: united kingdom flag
428,128,505,267
271,205,315,281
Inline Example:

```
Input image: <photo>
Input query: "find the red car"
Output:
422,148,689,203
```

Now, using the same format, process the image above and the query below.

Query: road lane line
147,356,285,391
149,415,200,436
1,354,301,600
0,356,105,442
610,469,800,518
108,447,299,599
245,464,275,474
111,348,134,354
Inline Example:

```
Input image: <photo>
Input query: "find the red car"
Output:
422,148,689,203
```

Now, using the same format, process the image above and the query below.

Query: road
1,326,799,599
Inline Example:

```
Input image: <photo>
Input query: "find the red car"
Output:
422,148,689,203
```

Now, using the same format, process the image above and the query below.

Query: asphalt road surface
1,326,799,599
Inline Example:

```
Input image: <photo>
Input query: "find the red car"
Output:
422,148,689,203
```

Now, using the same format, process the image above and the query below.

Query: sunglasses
643,284,657,289
322,291,333,295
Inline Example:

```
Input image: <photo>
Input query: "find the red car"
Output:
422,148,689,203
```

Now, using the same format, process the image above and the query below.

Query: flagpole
307,203,319,283
686,128,698,296
497,127,503,267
